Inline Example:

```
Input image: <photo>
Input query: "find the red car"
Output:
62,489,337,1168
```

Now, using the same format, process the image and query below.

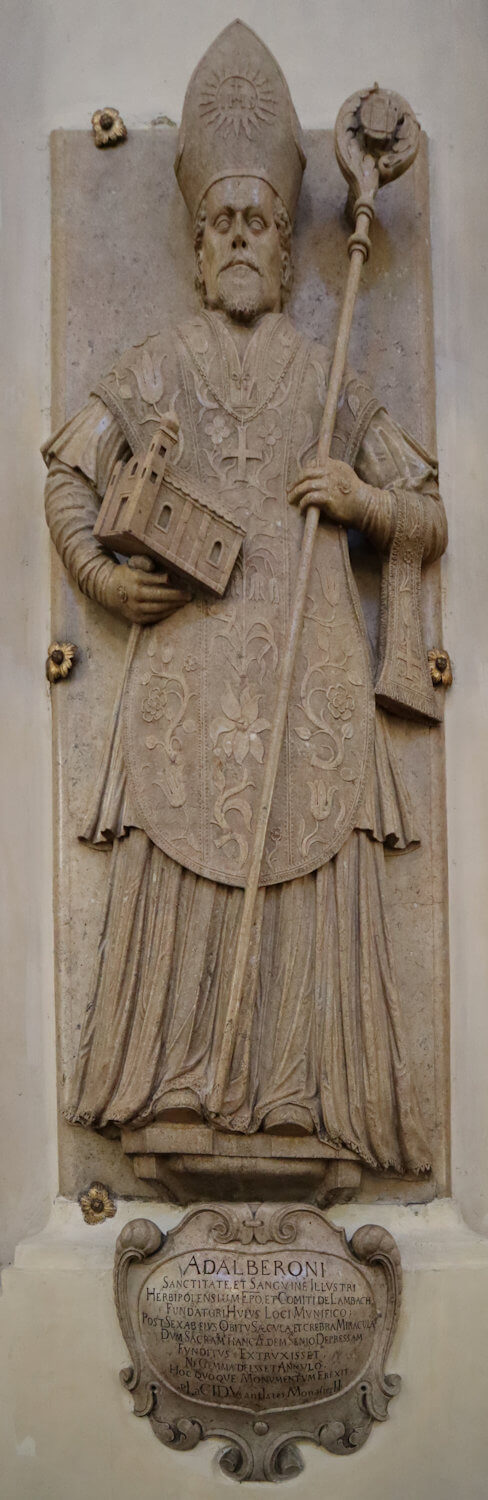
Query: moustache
219,258,263,277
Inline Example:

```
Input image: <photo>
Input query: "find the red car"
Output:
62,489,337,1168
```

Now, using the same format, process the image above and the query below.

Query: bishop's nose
232,219,248,250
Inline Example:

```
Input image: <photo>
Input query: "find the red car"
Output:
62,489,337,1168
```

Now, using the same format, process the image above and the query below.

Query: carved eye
214,215,231,232
249,217,265,232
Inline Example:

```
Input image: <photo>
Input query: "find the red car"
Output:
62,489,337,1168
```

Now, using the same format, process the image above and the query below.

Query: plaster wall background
1,1,488,1495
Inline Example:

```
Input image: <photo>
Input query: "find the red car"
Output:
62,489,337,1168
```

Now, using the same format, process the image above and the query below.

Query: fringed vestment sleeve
355,407,447,562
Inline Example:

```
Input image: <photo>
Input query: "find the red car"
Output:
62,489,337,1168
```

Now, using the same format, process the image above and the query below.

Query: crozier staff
211,82,439,1112
44,22,446,1175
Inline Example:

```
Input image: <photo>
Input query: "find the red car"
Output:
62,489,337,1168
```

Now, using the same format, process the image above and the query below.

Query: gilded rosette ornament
91,107,127,148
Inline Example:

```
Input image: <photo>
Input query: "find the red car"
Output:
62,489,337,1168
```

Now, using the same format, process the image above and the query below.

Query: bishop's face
198,177,285,323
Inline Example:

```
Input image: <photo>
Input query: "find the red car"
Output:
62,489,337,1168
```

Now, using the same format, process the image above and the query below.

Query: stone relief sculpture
43,23,448,1203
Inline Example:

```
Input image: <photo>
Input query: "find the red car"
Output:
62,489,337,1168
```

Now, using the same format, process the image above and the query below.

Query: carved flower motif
46,641,76,683
327,683,354,721
184,655,198,672
206,414,232,446
309,780,334,821
428,648,452,688
79,1183,116,1226
134,349,166,406
91,107,127,148
217,684,270,764
261,413,282,450
142,684,168,722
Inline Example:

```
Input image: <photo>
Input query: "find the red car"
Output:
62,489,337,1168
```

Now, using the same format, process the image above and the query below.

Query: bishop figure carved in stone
43,23,447,1176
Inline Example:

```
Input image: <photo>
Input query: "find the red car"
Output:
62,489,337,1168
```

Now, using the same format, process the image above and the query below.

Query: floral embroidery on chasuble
95,312,375,887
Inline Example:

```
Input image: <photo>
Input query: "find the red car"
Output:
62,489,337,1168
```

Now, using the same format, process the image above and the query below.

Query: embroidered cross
221,423,265,481
397,630,422,683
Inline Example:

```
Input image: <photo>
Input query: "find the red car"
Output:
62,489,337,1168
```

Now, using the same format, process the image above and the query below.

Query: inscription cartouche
114,1203,402,1483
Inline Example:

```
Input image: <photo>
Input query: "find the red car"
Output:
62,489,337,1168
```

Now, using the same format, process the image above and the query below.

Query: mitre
174,20,306,222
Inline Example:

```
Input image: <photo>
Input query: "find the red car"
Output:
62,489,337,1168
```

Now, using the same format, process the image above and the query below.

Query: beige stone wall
1,2,488,1496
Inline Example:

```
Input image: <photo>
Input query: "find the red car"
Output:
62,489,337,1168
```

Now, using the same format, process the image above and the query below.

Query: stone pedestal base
120,1123,363,1206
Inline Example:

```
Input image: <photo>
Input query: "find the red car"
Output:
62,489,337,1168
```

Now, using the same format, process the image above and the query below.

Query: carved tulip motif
135,350,166,407
309,780,336,822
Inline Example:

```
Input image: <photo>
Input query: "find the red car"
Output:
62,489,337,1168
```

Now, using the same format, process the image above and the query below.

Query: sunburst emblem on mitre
199,66,277,140
175,20,306,222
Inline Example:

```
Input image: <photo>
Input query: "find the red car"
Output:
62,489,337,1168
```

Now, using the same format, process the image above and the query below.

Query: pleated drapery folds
67,823,430,1175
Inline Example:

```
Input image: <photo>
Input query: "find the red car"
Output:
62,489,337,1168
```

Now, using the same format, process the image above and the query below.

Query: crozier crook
211,85,425,1115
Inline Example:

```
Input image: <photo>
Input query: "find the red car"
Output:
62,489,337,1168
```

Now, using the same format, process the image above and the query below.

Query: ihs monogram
199,68,277,140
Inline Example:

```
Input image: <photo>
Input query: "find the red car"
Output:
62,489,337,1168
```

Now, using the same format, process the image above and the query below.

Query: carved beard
215,265,266,323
